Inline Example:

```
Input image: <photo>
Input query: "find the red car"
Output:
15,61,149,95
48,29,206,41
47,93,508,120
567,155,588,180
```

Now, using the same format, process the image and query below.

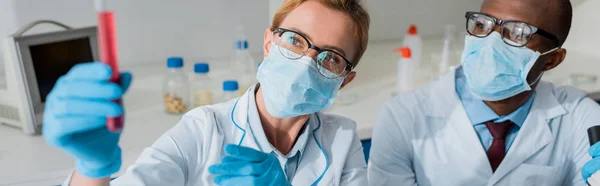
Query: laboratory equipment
191,63,213,107
585,129,600,183
96,0,123,132
221,80,239,102
589,126,600,146
394,47,414,94
439,25,456,76
402,24,422,69
163,57,190,114
429,53,442,81
1,20,98,134
231,40,257,95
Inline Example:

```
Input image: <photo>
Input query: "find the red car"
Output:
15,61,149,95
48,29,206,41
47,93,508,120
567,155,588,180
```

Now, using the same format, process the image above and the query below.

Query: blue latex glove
209,144,292,186
583,142,600,183
42,62,132,178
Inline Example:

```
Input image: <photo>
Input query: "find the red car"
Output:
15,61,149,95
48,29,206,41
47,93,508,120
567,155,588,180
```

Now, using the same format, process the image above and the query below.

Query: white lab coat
82,86,367,186
368,68,600,186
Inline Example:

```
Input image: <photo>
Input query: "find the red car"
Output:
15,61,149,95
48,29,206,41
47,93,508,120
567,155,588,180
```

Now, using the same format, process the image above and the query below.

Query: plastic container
588,126,600,146
162,57,190,114
191,63,213,107
402,24,422,69
394,47,414,94
222,80,240,102
439,24,456,76
231,40,257,95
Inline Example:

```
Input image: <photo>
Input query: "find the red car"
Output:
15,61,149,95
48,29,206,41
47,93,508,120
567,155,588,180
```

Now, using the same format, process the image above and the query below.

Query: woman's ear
263,28,273,58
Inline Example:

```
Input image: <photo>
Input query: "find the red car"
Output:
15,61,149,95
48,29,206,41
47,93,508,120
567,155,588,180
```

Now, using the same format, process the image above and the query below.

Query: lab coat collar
248,84,313,159
292,112,331,186
440,102,495,181
432,67,568,185
234,84,316,153
455,67,535,127
236,85,330,185
231,89,330,184
488,81,567,185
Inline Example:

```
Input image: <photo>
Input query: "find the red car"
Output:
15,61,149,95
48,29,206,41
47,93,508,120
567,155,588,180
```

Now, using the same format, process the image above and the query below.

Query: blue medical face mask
257,44,344,118
461,32,558,101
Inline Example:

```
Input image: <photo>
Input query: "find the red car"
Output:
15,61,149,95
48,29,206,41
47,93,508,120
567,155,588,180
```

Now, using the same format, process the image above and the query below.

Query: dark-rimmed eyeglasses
465,11,561,47
272,28,353,79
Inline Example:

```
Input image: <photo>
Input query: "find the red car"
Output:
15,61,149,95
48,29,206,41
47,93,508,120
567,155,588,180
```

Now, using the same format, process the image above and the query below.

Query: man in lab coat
369,0,600,185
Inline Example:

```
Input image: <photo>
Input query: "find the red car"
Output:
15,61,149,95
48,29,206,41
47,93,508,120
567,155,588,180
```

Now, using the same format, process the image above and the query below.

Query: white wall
563,0,600,58
2,0,597,71
0,0,18,79
365,0,483,41
267,0,483,41
269,0,284,24
2,0,270,68
551,0,600,78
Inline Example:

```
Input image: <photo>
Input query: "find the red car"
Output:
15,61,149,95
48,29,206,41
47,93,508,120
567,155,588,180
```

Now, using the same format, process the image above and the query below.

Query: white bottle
402,24,422,69
162,57,190,114
231,40,257,95
191,63,213,107
395,47,414,94
221,80,240,102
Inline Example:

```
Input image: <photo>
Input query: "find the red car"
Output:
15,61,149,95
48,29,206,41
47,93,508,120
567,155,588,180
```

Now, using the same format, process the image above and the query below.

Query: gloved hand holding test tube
96,0,123,132
40,0,130,179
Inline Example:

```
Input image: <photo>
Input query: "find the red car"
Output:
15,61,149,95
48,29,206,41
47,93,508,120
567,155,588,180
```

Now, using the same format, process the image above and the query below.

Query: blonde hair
270,0,370,66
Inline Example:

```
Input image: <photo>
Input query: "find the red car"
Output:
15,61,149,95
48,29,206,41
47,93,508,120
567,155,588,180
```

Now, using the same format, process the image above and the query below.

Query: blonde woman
43,0,371,185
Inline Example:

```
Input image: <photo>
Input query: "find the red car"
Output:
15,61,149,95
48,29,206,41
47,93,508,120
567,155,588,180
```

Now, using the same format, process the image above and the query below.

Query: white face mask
256,44,343,118
461,32,558,101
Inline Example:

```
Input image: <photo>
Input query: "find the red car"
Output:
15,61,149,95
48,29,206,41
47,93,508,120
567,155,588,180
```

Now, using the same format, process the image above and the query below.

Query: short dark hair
482,0,573,47
549,0,573,47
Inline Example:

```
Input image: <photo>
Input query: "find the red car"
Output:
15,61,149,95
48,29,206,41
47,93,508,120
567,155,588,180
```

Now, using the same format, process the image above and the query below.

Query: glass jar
162,57,190,114
191,63,213,107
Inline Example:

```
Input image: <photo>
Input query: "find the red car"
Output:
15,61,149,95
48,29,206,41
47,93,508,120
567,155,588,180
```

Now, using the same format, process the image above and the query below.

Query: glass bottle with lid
191,63,213,107
221,80,240,102
162,57,190,114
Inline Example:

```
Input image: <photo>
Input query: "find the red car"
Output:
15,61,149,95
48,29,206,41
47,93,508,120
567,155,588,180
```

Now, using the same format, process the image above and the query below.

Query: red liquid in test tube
98,9,123,132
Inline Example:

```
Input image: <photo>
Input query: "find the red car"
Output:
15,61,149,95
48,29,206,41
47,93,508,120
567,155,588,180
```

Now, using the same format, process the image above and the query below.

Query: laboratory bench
1,39,599,185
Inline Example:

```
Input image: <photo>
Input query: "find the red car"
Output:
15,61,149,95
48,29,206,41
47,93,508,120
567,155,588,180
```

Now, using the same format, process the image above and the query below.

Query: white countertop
1,39,599,185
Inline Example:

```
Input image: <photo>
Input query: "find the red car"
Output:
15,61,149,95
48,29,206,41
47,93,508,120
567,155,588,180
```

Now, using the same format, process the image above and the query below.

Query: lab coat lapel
232,86,261,150
441,103,494,179
292,113,330,186
488,82,566,185
429,68,493,182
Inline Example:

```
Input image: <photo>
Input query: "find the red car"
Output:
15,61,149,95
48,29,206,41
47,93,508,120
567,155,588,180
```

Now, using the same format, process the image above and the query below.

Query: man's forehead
480,0,548,28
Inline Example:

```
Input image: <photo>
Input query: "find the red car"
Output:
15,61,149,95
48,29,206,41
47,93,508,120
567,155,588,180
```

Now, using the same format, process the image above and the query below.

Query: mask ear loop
528,47,559,86
541,47,560,55
528,71,544,86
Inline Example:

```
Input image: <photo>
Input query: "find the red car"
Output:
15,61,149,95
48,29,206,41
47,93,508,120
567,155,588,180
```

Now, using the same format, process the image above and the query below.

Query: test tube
96,0,123,132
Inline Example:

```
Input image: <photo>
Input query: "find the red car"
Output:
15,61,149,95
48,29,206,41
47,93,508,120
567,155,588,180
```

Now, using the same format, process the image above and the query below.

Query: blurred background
0,0,598,185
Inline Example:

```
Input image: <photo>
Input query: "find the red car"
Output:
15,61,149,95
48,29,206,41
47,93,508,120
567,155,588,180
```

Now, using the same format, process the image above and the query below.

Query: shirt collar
246,84,311,158
455,67,535,127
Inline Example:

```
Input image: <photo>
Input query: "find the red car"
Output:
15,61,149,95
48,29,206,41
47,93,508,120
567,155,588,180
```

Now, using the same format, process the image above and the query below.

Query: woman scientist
42,0,370,185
